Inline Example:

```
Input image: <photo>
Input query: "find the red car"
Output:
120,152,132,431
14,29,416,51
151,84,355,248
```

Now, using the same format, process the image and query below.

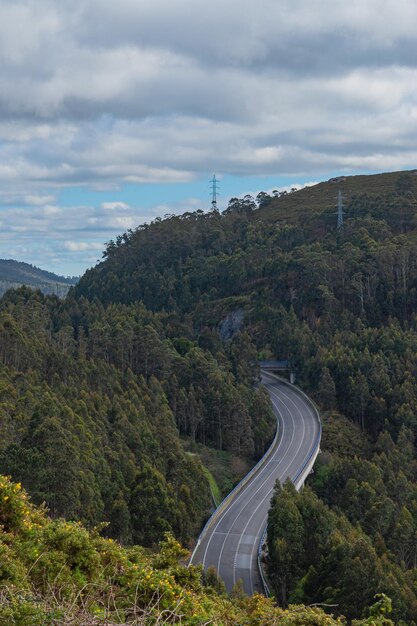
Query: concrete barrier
189,370,322,599
257,371,322,595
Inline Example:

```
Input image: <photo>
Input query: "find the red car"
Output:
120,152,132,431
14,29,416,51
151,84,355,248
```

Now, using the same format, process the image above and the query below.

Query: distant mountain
0,259,78,298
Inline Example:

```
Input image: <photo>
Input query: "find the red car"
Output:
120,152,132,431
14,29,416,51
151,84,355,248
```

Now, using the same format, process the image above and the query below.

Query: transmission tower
336,189,344,229
210,174,219,211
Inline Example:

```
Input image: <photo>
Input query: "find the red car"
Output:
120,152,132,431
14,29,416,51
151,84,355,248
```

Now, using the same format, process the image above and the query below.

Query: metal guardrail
257,432,322,597
256,371,322,596
189,370,322,600
189,384,282,566
257,524,270,596
294,426,322,486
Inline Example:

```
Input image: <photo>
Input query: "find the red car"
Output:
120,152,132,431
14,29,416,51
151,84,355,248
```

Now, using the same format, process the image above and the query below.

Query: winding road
189,371,321,595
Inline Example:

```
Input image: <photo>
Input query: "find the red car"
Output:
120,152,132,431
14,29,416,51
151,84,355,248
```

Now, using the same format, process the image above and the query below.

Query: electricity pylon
210,174,219,211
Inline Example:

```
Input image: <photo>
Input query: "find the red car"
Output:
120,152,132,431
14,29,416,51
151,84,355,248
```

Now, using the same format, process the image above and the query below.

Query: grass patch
260,169,417,224
201,465,222,506
182,439,254,501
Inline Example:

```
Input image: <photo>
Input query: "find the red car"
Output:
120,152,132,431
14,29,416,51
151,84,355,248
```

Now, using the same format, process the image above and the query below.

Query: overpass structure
258,360,291,370
190,371,321,595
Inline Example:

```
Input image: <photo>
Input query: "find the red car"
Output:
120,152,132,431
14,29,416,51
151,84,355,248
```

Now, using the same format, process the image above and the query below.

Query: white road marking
197,374,320,594
200,383,286,569
245,385,308,591
226,390,297,585
201,390,287,570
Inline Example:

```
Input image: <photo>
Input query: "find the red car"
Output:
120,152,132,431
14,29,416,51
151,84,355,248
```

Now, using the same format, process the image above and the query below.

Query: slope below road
190,371,321,595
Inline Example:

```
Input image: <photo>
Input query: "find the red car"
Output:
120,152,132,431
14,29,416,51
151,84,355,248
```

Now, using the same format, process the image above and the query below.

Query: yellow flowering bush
0,475,44,534
0,475,393,625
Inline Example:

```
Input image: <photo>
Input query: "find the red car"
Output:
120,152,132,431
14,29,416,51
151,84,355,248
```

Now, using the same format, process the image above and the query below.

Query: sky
1,0,417,276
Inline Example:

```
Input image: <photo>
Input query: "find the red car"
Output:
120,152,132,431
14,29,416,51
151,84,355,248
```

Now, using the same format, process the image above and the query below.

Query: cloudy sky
1,0,417,275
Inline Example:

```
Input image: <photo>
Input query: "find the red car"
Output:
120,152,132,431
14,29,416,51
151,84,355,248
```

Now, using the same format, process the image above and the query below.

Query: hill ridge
0,258,78,298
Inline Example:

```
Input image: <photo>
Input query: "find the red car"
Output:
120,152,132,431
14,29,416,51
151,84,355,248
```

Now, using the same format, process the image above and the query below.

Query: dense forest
3,169,417,622
0,287,274,548
0,474,393,625
73,169,417,622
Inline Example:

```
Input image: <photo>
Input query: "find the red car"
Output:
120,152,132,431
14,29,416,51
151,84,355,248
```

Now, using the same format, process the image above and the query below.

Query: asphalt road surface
190,371,321,595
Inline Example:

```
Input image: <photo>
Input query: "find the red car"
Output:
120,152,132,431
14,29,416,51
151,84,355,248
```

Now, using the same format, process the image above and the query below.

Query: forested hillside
69,169,417,622
0,286,274,548
3,169,417,622
0,474,393,625
73,169,417,316
0,259,77,298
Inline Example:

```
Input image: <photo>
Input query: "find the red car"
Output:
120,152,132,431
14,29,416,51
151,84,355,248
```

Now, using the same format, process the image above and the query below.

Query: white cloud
0,196,207,274
101,201,130,211
0,1,415,180
25,194,56,205
0,0,416,273
41,204,61,215
63,241,103,252
237,181,319,202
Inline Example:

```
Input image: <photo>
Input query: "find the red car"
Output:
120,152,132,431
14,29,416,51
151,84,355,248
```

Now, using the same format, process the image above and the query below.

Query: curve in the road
189,371,321,595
